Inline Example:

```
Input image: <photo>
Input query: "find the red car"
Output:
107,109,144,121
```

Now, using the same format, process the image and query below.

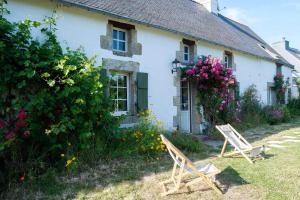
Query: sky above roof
219,0,300,49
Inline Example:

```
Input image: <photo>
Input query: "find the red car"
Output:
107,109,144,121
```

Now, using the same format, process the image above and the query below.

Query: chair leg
219,139,228,157
240,151,254,164
203,176,223,195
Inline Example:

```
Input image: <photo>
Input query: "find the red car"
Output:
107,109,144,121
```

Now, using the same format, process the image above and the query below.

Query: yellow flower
65,159,72,167
61,154,65,157
72,156,76,161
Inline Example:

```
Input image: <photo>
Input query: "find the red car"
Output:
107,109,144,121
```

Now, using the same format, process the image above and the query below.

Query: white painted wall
6,0,293,130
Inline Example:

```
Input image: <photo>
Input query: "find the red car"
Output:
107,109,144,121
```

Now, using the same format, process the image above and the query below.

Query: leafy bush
166,132,206,153
182,56,237,125
287,98,300,116
112,110,166,158
273,73,287,104
0,14,118,187
263,105,291,125
239,85,265,125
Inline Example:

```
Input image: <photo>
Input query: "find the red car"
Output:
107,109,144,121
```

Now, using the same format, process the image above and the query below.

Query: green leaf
42,72,50,78
47,80,55,87
75,98,85,104
26,69,36,78
65,78,74,86
17,80,26,88
32,21,41,28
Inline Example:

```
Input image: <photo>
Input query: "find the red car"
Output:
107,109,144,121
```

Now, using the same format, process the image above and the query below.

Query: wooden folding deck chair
160,134,222,196
216,124,265,164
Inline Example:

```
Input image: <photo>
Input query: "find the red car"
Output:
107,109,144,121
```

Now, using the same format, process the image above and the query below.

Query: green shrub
207,128,224,140
287,98,300,116
166,132,206,153
0,14,118,187
239,85,265,125
263,105,291,125
112,110,166,158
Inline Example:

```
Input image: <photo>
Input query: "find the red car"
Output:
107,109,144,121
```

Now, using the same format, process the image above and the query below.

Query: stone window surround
102,58,140,124
100,20,142,57
223,50,236,71
176,39,197,65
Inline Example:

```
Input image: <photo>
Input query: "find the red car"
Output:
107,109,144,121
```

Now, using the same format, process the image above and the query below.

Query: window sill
113,50,132,57
112,111,128,117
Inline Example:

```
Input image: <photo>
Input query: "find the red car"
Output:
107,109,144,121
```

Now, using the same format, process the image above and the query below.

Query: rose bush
182,56,239,125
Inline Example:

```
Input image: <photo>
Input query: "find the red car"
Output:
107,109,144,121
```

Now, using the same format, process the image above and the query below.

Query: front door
180,79,191,133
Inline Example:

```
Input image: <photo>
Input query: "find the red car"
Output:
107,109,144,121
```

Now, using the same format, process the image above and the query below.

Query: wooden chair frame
216,124,264,164
160,135,222,196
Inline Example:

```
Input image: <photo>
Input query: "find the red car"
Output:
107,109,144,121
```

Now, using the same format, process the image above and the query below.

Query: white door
180,79,191,133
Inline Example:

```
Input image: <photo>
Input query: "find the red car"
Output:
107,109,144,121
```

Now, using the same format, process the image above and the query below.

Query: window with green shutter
137,72,148,112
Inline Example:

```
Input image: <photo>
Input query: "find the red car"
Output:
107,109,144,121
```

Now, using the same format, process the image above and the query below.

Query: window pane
184,46,189,53
118,31,125,41
184,53,189,61
118,100,127,111
119,41,126,51
118,88,127,99
118,75,127,87
113,40,118,50
110,75,118,86
113,30,118,39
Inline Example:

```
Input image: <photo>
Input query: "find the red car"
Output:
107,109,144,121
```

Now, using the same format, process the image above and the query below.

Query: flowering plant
263,105,290,125
182,56,239,125
0,109,30,151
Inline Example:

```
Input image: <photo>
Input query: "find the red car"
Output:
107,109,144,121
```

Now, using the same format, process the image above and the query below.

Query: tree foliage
0,12,118,188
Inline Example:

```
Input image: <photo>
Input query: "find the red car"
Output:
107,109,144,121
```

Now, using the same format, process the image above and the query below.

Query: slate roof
58,0,291,66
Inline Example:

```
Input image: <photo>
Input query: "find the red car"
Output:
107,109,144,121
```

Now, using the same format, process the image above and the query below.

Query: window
224,54,229,68
267,87,276,105
113,28,127,52
224,51,233,69
110,73,129,115
183,45,190,62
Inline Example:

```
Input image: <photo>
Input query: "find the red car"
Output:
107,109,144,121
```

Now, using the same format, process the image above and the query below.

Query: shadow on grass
216,166,249,193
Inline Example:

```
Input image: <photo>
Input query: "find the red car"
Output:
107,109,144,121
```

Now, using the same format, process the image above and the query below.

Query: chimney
272,37,290,51
282,37,290,49
195,0,219,13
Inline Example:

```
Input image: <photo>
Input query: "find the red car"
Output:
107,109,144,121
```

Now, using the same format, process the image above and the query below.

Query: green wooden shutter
137,72,148,112
100,68,109,97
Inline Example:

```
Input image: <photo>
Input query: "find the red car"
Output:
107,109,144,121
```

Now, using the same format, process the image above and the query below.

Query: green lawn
3,118,300,200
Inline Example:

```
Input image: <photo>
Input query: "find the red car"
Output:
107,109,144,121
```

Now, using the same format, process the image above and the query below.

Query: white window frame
183,45,190,62
224,54,229,68
110,72,130,116
112,28,127,52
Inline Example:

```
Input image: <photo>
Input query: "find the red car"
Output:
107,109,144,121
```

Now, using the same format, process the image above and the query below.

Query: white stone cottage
272,38,300,98
7,0,294,133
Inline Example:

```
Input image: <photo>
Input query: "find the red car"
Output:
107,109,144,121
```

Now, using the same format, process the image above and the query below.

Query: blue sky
219,0,300,49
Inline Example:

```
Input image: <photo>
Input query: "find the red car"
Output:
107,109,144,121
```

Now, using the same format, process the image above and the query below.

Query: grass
2,118,300,200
